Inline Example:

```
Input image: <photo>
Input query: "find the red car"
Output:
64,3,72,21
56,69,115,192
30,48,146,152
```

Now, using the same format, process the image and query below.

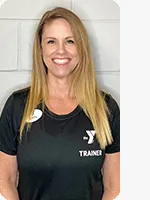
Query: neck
47,76,74,100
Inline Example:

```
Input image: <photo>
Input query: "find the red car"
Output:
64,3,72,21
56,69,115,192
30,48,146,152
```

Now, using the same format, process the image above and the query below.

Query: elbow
104,185,120,199
112,188,120,199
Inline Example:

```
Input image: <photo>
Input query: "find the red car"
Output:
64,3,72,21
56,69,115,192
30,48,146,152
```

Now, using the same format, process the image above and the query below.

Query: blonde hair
20,7,113,149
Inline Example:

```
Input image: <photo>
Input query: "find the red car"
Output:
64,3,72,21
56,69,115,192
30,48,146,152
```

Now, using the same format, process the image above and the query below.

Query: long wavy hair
20,7,113,149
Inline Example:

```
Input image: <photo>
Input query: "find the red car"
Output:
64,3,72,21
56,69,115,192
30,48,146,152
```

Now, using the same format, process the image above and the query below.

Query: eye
47,40,55,44
67,40,75,44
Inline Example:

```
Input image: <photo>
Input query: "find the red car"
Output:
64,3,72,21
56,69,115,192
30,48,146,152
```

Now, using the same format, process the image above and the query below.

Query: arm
0,151,19,200
102,152,120,200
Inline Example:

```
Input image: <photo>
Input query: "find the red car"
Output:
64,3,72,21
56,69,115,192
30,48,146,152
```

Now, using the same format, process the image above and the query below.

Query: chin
48,66,76,79
47,70,71,79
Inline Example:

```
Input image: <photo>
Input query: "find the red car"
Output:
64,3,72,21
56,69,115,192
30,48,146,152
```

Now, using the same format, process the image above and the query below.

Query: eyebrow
44,36,74,40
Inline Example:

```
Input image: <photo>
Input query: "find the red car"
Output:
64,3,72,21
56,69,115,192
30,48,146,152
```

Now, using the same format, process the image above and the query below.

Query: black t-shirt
0,88,120,200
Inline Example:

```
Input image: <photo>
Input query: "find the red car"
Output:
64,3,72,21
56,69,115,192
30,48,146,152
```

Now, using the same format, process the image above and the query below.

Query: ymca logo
80,130,102,157
83,130,96,144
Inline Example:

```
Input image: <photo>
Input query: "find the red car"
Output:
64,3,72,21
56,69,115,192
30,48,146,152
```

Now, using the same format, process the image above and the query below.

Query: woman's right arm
0,151,19,200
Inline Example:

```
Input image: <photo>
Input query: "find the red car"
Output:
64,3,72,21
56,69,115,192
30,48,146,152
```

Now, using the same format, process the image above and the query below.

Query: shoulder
9,87,30,106
102,91,119,109
12,87,30,102
0,88,30,155
102,91,119,112
101,91,120,153
101,91,120,123
1,87,30,115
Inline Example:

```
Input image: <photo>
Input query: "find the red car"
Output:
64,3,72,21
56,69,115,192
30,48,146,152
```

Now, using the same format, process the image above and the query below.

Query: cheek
42,46,54,57
43,50,51,57
74,52,79,62
71,49,79,59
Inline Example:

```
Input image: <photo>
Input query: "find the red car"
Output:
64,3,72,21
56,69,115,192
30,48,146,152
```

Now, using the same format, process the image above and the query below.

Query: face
41,18,79,80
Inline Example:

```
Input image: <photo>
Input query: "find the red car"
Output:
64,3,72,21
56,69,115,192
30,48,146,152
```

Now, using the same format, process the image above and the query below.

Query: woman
0,7,120,200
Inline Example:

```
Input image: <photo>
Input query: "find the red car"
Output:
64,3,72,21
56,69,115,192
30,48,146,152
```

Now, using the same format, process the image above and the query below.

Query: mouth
52,58,71,65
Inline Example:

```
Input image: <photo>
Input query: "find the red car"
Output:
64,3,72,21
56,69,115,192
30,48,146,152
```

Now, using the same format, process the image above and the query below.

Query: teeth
53,59,70,64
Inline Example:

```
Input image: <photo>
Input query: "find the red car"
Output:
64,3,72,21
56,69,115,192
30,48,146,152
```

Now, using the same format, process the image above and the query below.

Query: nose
57,42,67,54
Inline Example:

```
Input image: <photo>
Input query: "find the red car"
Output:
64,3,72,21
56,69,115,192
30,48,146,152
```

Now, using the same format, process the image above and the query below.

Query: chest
46,98,78,115
17,110,105,176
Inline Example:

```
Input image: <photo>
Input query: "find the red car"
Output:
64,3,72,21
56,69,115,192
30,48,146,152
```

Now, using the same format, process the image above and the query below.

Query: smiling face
41,18,79,80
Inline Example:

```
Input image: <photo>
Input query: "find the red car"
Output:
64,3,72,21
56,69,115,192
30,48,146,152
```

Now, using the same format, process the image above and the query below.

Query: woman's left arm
101,152,120,200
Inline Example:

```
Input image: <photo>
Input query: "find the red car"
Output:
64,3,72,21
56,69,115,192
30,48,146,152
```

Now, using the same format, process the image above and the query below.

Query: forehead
42,18,73,37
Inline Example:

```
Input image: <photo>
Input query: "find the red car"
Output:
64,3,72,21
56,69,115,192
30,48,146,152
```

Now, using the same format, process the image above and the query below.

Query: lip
52,58,71,66
52,58,71,60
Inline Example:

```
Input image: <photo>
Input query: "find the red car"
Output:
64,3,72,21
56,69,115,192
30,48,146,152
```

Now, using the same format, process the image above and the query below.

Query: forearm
102,188,119,200
0,180,19,200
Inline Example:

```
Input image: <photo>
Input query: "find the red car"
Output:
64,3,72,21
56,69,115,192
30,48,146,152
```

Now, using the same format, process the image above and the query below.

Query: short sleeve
0,94,18,155
105,95,120,154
